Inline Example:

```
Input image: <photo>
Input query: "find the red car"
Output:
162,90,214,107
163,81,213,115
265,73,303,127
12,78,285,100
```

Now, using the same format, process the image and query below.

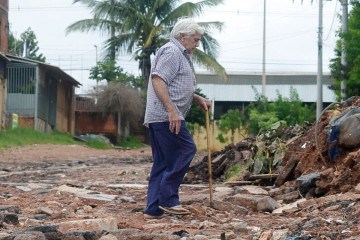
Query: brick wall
0,0,8,53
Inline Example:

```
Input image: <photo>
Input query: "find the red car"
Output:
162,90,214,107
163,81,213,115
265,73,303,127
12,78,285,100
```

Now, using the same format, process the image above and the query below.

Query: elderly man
143,18,211,219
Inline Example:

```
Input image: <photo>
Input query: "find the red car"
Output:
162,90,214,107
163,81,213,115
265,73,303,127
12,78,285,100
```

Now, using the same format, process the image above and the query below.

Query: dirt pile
188,97,360,198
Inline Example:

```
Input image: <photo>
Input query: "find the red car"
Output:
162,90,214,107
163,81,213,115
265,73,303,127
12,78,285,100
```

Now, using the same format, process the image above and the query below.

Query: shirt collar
170,37,188,54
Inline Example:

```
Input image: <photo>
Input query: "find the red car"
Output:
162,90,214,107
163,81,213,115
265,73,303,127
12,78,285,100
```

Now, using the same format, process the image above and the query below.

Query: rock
234,185,269,195
211,200,248,216
37,207,53,216
0,213,19,225
12,231,46,240
99,234,118,240
272,198,307,214
109,229,181,240
0,233,10,239
296,172,320,195
55,185,117,201
272,229,290,240
275,190,300,203
259,229,273,240
214,186,234,197
107,183,147,190
355,183,360,193
0,205,21,214
225,194,270,211
58,218,118,233
256,197,278,212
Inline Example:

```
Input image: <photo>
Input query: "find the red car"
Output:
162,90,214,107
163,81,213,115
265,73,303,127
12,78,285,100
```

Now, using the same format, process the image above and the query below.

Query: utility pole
262,0,266,97
94,45,98,96
341,0,348,100
316,0,323,120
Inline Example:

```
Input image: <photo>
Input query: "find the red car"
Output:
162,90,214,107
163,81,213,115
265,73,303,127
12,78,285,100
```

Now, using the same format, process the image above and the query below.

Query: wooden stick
205,109,214,208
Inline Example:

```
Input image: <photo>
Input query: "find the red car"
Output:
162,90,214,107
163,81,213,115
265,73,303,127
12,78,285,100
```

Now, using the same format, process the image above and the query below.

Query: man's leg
144,123,167,216
157,121,197,207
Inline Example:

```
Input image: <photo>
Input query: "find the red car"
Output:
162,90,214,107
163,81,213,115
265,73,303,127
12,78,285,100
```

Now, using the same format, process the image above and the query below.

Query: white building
196,72,336,119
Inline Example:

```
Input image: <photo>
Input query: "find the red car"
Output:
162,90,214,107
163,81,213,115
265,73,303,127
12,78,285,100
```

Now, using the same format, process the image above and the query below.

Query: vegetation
84,138,113,149
89,61,144,89
96,82,144,142
330,1,360,99
186,88,209,127
245,87,315,135
225,163,245,182
8,28,46,62
117,136,147,149
217,109,243,144
67,0,227,89
0,128,148,150
0,128,76,149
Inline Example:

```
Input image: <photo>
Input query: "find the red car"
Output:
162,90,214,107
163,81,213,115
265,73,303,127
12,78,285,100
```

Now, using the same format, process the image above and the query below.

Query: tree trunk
141,55,152,90
117,111,122,143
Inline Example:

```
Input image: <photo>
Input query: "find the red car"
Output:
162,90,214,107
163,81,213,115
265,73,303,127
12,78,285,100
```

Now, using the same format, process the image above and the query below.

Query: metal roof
5,54,81,87
196,72,336,103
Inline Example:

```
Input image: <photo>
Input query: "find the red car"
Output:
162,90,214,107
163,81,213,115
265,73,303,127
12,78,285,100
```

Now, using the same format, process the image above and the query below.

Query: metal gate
6,63,37,117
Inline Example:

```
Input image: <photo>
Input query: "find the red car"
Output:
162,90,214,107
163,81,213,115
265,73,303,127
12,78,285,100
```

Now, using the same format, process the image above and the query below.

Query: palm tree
66,0,118,61
67,0,227,89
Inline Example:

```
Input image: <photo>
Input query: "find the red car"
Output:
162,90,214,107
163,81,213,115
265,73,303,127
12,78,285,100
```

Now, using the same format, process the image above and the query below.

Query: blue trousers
144,121,197,216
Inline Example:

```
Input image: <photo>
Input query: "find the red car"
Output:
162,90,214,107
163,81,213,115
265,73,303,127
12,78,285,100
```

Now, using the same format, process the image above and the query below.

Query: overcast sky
9,0,342,94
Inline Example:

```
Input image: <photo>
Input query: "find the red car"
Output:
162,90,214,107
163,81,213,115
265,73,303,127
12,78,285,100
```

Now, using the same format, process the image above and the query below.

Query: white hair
170,18,204,39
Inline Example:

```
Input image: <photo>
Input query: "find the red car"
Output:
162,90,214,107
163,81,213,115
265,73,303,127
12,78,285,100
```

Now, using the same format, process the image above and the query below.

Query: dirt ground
0,144,360,240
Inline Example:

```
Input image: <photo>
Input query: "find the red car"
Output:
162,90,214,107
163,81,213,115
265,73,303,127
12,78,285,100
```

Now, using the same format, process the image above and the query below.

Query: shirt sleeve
151,45,181,85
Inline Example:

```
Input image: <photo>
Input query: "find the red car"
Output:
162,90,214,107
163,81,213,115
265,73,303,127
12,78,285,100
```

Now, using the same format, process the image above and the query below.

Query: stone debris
1,98,360,239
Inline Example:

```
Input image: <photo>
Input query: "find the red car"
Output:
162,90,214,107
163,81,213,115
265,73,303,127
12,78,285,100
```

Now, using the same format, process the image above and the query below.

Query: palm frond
194,49,227,81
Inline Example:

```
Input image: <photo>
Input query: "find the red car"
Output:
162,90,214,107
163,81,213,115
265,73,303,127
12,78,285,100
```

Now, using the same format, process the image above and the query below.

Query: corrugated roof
196,72,336,103
5,54,82,87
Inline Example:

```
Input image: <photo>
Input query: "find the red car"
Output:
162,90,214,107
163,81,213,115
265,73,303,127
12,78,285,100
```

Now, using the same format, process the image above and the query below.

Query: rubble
1,97,360,239
188,97,360,199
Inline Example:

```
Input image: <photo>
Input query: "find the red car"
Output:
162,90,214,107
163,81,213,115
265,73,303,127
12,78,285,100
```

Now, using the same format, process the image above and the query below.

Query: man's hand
168,110,181,134
194,94,211,112
152,76,181,134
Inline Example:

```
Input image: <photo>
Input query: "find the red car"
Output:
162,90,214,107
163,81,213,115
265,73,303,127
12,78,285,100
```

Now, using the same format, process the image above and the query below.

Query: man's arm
152,75,182,134
193,94,211,112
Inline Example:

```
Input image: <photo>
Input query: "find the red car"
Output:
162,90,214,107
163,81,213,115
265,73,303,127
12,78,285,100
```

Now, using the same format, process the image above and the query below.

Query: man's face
180,33,202,54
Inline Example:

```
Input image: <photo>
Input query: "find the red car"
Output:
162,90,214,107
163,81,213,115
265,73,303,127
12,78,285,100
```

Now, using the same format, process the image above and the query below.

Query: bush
244,87,315,135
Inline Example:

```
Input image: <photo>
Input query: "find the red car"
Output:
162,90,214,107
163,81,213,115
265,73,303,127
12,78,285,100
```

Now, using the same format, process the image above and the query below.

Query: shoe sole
143,214,164,220
159,206,191,215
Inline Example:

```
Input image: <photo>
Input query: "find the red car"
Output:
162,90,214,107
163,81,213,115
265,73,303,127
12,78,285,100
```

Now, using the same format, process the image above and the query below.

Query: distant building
3,54,81,133
196,72,336,119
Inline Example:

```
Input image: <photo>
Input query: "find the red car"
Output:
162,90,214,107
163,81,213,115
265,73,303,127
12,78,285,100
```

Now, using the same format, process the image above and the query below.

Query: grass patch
0,127,77,149
117,136,146,149
85,139,113,149
225,163,246,182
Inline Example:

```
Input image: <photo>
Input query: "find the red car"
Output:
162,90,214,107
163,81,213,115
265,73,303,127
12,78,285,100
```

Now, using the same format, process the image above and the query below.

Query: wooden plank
224,181,254,186
247,174,279,181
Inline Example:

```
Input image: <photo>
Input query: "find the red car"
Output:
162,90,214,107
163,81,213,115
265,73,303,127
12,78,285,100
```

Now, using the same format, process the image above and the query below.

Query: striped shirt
144,37,196,126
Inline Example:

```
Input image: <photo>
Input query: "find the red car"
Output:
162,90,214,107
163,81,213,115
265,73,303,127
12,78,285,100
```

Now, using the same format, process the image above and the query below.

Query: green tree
8,28,46,62
330,1,360,99
186,88,208,126
67,0,227,89
8,32,22,56
217,109,243,144
89,61,144,89
66,0,118,61
245,87,315,135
